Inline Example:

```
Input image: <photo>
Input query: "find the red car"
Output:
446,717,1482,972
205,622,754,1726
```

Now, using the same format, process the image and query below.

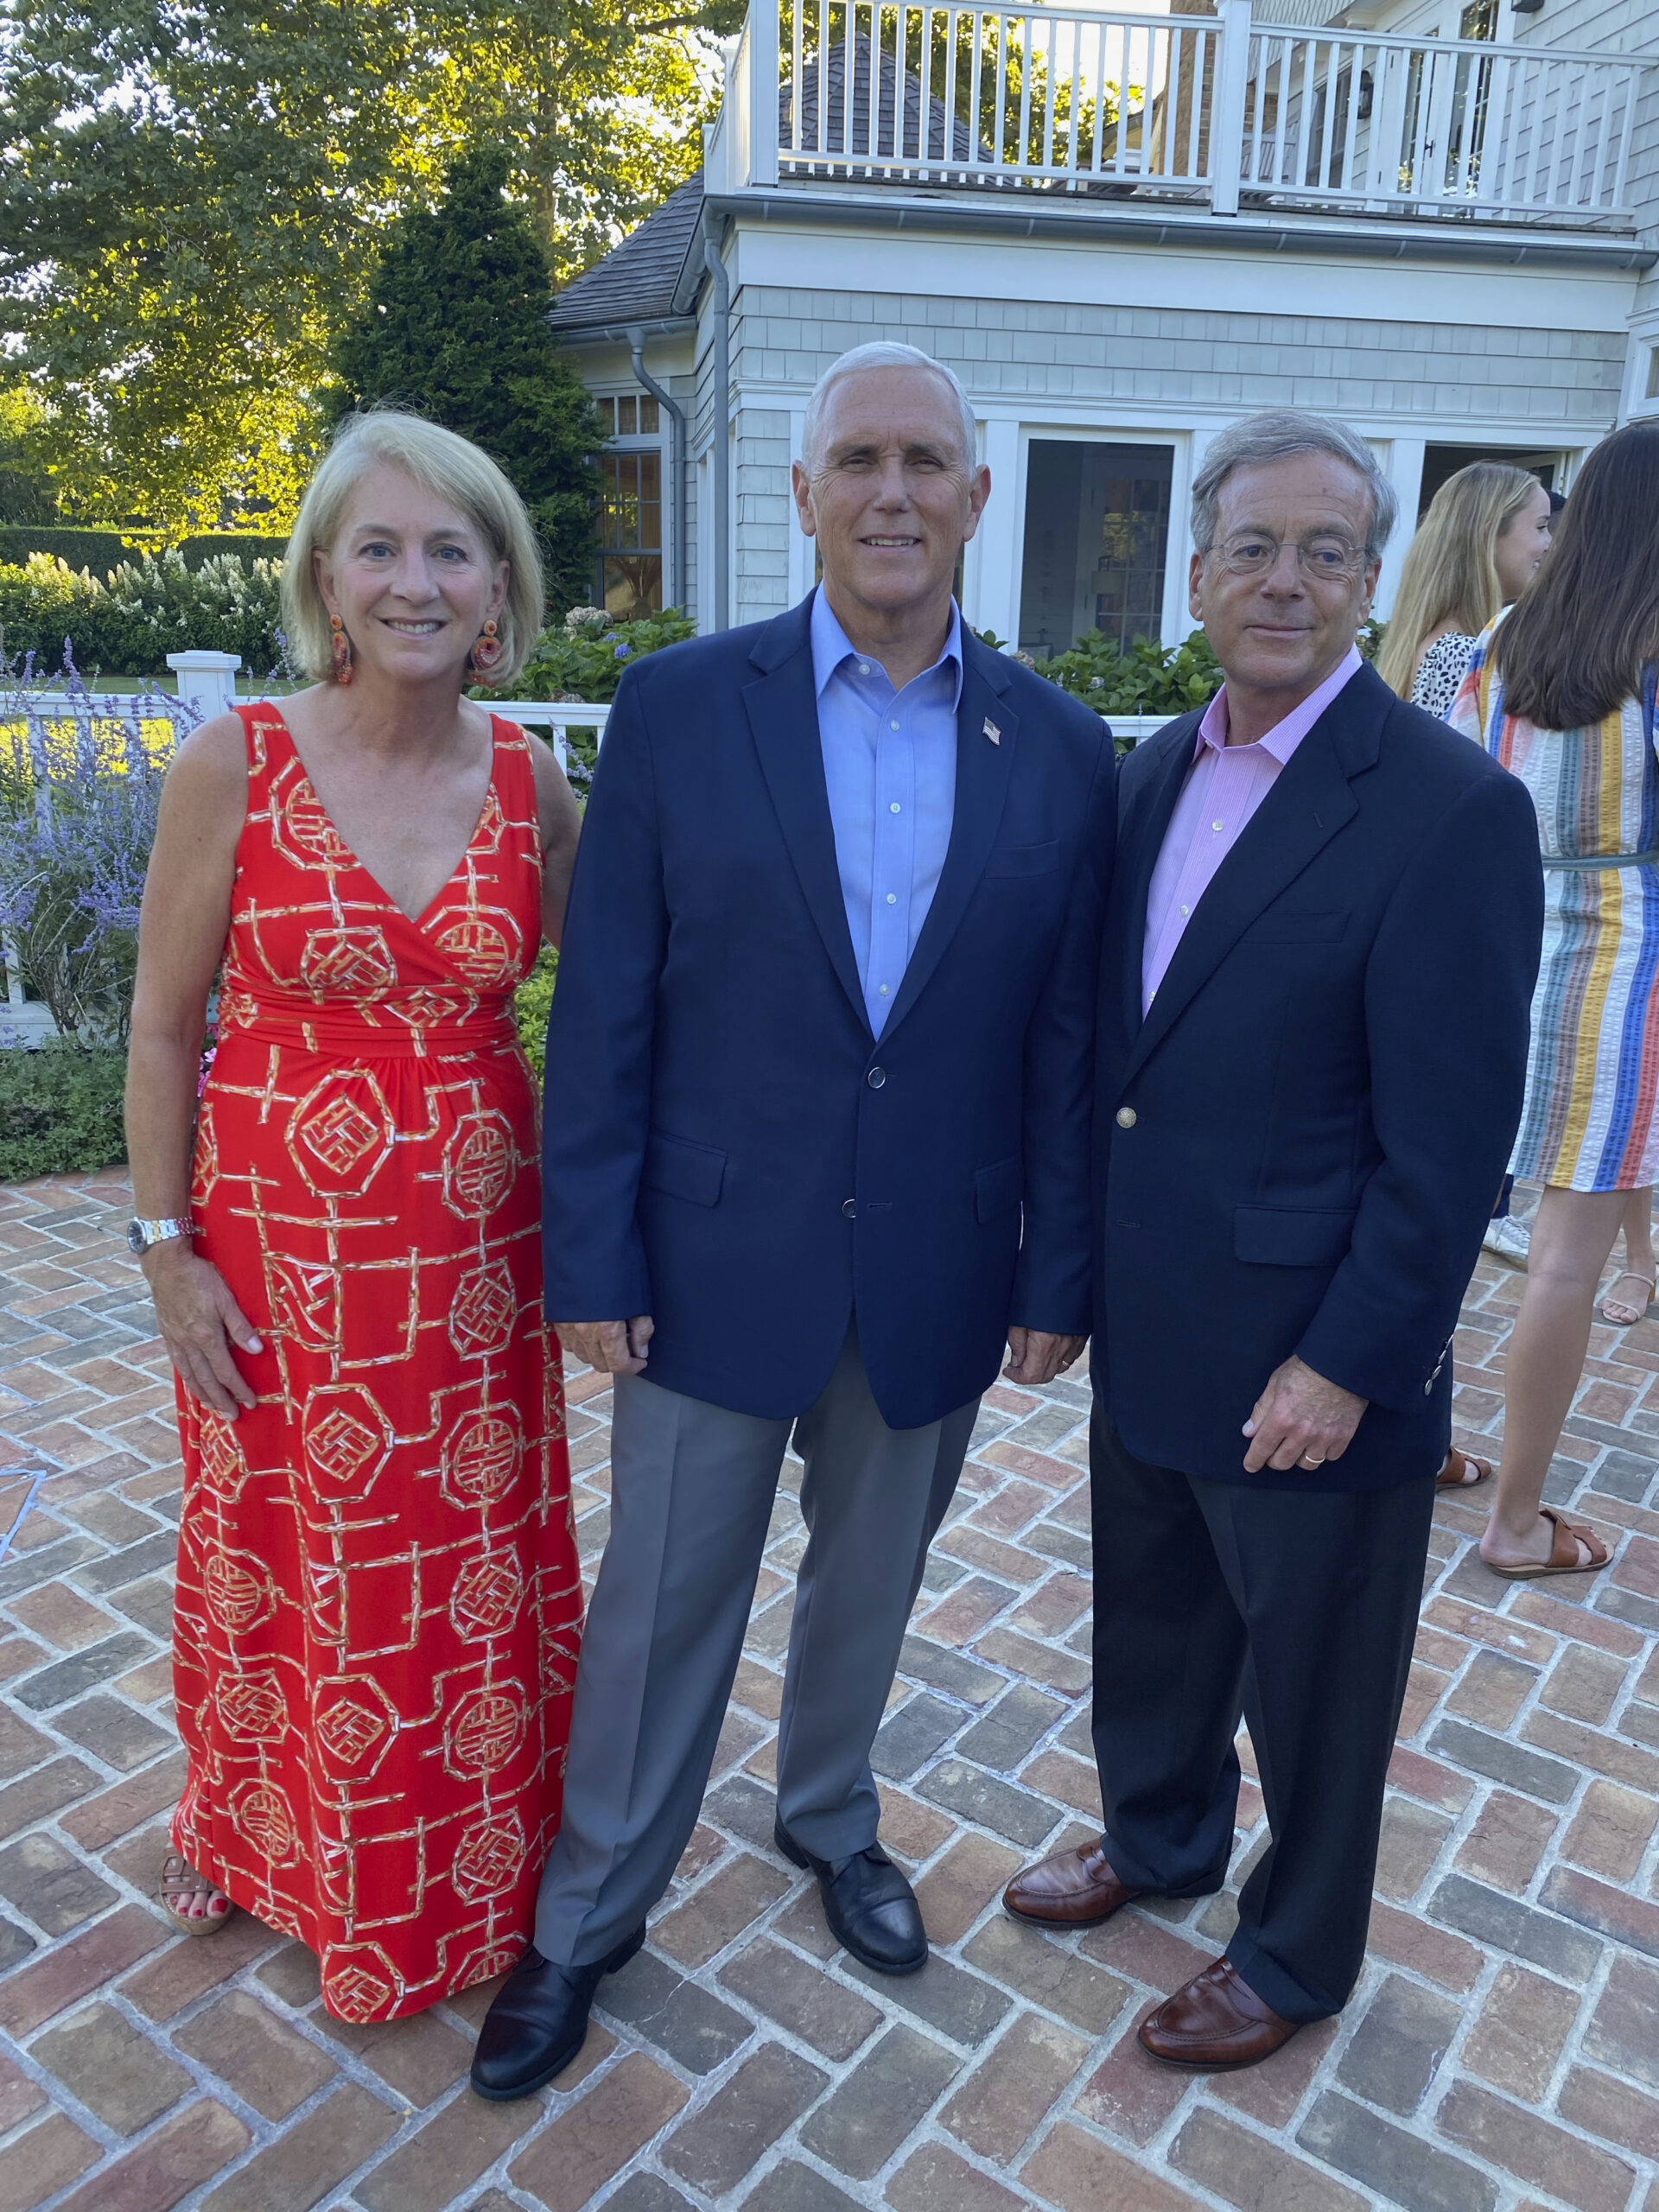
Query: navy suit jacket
542,594,1116,1428
1096,660,1543,1490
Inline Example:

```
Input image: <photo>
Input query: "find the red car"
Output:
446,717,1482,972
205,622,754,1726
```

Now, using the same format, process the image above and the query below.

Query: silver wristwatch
126,1216,198,1255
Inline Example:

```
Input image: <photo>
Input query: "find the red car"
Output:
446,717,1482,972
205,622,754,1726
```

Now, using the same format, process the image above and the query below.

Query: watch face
126,1221,147,1254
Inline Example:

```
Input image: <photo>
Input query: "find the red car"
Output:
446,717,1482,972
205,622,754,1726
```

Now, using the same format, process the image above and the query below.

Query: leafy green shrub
1029,628,1224,715
0,1044,127,1179
0,550,285,677
514,945,557,1077
509,606,696,705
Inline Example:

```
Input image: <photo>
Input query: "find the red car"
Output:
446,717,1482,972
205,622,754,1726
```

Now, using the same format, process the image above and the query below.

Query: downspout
702,233,732,632
626,326,686,616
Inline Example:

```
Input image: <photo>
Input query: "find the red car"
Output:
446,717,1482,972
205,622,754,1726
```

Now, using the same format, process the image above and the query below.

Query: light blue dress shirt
810,589,962,1037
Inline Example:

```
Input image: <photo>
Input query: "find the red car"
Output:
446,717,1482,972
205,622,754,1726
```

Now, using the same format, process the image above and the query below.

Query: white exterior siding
697,218,1630,630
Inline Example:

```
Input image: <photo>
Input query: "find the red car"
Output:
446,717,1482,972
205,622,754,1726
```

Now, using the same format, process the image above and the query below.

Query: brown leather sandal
158,1852,234,1936
1437,1447,1493,1489
1485,1508,1611,1580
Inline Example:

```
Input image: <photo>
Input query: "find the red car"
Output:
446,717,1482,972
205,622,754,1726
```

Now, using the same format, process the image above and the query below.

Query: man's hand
556,1317,654,1376
1243,1354,1367,1473
1005,1327,1087,1388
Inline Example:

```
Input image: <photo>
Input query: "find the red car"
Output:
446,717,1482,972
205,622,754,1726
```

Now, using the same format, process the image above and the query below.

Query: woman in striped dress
1448,420,1659,1578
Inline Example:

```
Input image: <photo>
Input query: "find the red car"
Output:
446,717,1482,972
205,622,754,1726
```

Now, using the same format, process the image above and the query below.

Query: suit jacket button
842,1199,857,1219
867,1067,887,1090
1116,1106,1137,1128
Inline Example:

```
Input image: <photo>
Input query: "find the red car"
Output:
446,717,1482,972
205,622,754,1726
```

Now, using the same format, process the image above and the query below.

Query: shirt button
858,662,870,675
1116,1106,1137,1128
886,893,897,906
1211,819,1224,831
1179,904,1190,917
889,718,900,730
878,982,890,995
890,802,901,814
842,1198,857,1218
868,1066,887,1088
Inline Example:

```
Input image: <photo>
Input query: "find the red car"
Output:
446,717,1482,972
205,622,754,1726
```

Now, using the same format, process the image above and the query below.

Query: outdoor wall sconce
1357,68,1374,118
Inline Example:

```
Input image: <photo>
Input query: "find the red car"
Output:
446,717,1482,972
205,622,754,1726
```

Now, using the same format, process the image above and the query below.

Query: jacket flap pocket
976,1156,1023,1222
643,1131,727,1208
1234,1205,1353,1267
1240,909,1347,944
986,840,1060,879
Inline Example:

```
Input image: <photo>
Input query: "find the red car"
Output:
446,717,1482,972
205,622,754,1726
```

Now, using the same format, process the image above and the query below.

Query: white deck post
1211,0,1252,216
166,651,242,720
748,0,780,186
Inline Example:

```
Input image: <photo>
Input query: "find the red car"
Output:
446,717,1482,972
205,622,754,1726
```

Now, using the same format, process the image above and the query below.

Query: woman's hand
144,1244,264,1419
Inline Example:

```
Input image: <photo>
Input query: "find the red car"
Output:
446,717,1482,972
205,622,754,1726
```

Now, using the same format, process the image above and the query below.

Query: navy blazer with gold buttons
1095,658,1543,1491
541,592,1116,1429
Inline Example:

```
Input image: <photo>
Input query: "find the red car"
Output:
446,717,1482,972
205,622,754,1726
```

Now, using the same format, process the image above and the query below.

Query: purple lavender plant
0,643,195,1045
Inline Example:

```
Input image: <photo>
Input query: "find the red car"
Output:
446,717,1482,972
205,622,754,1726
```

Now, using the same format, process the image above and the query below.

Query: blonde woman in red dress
125,411,583,2020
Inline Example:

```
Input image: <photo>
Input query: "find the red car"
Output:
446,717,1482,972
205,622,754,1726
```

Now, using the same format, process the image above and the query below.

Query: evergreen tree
331,149,603,616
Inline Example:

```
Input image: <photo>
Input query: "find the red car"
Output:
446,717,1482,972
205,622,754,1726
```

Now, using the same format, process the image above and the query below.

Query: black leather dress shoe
469,1924,645,2101
775,1816,927,1974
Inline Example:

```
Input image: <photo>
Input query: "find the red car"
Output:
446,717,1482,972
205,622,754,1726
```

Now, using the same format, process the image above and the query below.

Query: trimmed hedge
0,528,289,582
0,527,141,577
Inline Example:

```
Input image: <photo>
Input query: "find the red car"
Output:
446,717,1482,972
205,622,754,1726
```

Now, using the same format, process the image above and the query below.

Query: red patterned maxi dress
169,702,579,2023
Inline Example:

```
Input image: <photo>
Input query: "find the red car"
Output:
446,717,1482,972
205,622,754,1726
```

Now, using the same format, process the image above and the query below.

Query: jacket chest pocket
985,841,1059,879
1239,909,1348,944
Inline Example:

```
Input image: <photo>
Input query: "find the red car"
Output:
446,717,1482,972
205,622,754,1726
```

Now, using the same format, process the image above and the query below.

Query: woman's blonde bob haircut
282,409,545,689
1376,461,1541,697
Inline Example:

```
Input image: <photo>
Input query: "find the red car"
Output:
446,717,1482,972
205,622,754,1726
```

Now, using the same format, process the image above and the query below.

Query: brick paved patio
3,1171,1659,2212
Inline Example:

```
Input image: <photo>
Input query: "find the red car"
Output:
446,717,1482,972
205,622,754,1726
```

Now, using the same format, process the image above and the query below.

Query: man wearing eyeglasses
1001,410,1543,2068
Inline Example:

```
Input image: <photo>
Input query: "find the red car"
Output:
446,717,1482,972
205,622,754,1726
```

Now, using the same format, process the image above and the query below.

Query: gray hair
1192,409,1399,563
801,343,977,474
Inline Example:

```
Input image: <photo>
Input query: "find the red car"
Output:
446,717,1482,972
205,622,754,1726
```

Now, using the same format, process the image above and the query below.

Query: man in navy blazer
1002,411,1543,2068
472,342,1114,2099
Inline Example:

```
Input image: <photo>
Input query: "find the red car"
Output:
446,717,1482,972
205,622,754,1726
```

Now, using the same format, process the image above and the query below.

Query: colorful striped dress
1450,639,1659,1192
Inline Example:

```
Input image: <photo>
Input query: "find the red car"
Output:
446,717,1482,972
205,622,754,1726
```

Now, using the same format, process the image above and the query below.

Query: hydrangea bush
506,605,697,705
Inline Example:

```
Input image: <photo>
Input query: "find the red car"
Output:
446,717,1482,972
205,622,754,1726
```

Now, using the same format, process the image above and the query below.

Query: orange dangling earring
468,618,504,677
329,613,354,686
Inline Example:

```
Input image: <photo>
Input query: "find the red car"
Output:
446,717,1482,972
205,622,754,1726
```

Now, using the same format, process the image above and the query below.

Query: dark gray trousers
1090,1412,1435,2023
535,1329,978,1967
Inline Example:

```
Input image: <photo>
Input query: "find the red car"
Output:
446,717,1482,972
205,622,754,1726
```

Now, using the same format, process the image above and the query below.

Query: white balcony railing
715,0,1657,231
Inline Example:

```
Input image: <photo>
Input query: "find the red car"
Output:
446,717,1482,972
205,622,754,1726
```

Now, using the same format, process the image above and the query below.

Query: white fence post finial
166,651,242,721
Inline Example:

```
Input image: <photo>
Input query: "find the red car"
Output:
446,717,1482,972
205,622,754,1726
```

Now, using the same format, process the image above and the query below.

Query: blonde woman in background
1379,461,1551,715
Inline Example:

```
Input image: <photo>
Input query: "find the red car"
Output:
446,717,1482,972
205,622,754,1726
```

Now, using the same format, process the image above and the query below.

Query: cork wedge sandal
158,1852,235,1936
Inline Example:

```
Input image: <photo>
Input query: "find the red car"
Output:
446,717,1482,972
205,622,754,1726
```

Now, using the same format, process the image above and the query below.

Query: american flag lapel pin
983,717,1001,745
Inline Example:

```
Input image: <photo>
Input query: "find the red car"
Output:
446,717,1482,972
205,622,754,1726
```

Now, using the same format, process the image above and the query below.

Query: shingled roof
550,174,705,334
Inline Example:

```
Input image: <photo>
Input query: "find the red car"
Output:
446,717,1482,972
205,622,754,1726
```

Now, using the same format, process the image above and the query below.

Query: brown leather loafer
1138,1957,1300,2069
1002,1840,1141,1927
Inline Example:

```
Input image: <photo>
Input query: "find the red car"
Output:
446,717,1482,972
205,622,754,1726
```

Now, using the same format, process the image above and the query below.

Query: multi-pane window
597,394,664,619
1019,441,1174,657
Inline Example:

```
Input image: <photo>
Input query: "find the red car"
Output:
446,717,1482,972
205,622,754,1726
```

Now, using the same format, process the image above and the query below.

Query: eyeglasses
1208,532,1370,582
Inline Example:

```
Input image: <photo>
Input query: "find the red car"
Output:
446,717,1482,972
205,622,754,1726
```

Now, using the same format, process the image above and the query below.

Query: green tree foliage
0,387,60,525
330,149,607,616
0,0,738,533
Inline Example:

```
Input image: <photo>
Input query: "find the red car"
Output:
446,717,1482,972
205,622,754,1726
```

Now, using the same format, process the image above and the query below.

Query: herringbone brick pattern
3,1170,1659,2211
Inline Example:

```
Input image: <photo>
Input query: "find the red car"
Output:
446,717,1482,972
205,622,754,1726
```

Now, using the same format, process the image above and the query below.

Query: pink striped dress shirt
1141,647,1363,1014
